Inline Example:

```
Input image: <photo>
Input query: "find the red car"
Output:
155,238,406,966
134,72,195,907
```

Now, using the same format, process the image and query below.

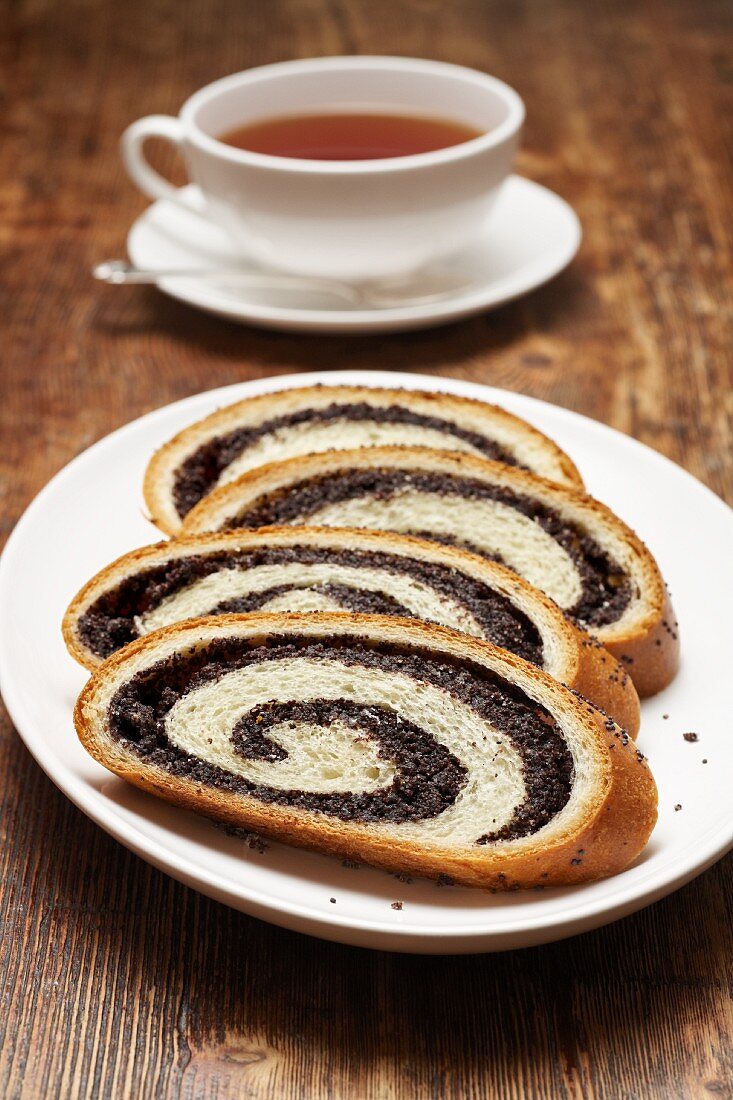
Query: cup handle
121,115,204,214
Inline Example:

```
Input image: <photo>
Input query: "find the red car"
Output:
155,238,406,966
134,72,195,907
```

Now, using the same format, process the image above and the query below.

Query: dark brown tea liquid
218,112,483,161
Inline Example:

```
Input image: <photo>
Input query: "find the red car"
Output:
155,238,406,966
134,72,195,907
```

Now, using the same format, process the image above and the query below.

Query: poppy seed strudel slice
62,527,640,733
181,447,679,697
144,385,583,534
74,613,657,889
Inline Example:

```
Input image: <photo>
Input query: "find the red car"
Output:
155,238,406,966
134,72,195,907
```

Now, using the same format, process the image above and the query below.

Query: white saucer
126,177,581,333
1,371,731,953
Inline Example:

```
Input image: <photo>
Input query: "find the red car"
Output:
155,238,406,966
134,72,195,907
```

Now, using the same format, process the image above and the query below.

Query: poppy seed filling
172,402,521,518
107,637,574,842
224,469,633,629
77,545,544,664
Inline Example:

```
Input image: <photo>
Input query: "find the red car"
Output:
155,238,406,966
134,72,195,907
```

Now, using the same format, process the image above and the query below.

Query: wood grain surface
1,0,731,1096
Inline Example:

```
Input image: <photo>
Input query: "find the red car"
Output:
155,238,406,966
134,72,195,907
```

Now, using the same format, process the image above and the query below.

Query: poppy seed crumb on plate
675,804,682,811
391,901,403,911
329,897,336,904
215,823,269,851
683,732,699,742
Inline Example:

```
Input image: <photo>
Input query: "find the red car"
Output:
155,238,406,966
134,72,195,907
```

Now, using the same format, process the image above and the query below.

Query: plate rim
1,369,731,951
126,176,582,332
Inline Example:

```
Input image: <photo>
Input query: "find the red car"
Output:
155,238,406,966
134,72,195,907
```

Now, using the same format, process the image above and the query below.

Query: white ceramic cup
121,56,524,281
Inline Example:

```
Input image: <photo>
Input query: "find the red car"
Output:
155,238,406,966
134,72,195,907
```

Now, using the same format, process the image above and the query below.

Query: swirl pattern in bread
143,385,583,533
62,527,640,733
74,614,657,889
181,447,679,696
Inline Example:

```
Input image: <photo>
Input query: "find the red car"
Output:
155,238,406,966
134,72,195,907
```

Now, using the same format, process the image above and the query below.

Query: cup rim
179,55,525,174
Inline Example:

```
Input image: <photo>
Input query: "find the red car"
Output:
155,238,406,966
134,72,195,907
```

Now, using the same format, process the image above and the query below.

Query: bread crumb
215,824,269,851
391,901,403,911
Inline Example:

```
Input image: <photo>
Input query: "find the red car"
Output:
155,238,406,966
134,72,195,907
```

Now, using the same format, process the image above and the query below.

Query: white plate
1,371,731,953
126,176,581,333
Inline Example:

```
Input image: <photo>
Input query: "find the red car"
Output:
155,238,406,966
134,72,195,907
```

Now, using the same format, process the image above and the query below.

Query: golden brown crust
62,525,640,734
73,612,657,890
570,624,641,735
143,385,585,535
601,587,680,698
180,445,679,698
62,538,172,668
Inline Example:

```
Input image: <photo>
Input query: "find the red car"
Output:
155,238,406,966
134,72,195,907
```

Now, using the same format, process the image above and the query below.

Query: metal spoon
92,260,474,309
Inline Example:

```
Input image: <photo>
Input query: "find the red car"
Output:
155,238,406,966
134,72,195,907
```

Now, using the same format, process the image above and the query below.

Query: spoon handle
92,260,360,301
92,259,474,309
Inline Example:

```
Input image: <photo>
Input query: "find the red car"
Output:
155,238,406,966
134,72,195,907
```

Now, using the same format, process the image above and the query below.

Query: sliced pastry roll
143,385,583,533
182,447,679,697
74,613,657,889
62,527,640,733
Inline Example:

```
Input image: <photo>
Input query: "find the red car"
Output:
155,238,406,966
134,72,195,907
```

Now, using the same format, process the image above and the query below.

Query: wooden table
2,0,731,1095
